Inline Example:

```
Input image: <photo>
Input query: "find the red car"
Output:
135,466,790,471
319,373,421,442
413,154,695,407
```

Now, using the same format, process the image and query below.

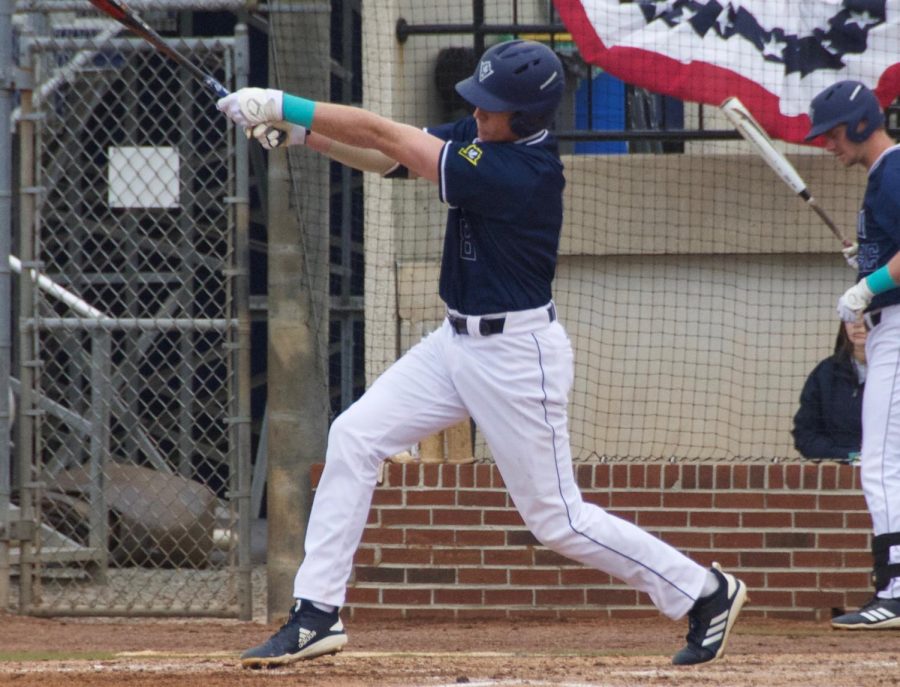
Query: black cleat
832,596,900,630
672,562,747,666
241,600,348,669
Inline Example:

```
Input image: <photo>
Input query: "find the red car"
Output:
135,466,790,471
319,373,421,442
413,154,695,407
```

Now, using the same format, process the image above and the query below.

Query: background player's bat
87,0,229,98
720,96,851,248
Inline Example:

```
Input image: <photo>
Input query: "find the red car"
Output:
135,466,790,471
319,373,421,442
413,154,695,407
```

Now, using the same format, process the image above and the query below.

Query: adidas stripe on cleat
672,562,748,666
240,599,348,668
832,597,900,630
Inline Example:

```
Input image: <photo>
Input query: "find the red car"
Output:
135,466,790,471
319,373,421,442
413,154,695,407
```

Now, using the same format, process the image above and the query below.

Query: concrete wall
374,149,867,459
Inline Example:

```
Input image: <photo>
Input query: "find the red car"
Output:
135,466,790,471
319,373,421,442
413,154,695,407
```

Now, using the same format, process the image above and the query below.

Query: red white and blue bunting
553,0,900,142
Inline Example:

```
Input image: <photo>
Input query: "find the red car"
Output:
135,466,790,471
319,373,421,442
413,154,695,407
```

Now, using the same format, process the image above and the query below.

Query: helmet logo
478,59,494,82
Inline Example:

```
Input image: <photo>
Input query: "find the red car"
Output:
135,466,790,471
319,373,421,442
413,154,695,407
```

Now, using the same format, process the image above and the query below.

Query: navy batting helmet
805,80,884,143
455,40,565,137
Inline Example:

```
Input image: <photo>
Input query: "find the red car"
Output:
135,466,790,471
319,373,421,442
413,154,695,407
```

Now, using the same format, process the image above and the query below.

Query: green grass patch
0,650,119,662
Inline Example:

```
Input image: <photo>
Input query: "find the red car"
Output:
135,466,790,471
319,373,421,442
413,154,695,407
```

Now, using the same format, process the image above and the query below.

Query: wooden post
415,419,474,464
446,420,474,464
418,432,444,463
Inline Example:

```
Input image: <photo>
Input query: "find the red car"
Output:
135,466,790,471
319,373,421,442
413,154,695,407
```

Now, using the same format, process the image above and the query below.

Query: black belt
864,309,882,331
448,303,556,336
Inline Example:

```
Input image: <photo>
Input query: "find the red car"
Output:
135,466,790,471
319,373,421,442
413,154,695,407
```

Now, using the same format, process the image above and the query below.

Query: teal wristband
865,264,899,295
283,94,316,128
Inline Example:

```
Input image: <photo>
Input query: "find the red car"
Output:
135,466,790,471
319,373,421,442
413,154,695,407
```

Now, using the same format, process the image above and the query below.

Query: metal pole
338,1,354,411
473,0,485,57
15,25,37,613
14,0,250,11
87,332,110,581
0,0,13,611
233,22,253,622
395,20,567,44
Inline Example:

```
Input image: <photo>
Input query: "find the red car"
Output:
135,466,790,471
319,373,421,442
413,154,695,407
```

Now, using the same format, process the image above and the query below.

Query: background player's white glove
842,242,859,271
837,279,874,322
246,122,307,150
216,88,283,128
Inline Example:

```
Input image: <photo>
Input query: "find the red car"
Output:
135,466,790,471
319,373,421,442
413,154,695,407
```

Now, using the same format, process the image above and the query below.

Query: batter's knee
519,497,604,552
520,510,577,551
325,412,369,464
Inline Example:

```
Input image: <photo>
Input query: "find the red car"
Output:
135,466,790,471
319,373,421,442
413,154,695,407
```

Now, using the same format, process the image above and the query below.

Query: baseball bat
87,0,229,98
720,96,851,248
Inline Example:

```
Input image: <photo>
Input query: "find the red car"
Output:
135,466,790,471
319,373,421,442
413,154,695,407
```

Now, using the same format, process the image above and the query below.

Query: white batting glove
842,242,859,271
216,88,283,128
245,122,307,150
837,279,874,323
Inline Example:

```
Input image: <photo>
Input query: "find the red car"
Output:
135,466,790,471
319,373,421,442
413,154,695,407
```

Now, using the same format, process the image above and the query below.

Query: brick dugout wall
310,461,873,622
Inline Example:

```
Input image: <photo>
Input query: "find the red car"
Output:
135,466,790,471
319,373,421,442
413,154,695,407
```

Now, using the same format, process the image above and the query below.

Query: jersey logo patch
459,144,483,166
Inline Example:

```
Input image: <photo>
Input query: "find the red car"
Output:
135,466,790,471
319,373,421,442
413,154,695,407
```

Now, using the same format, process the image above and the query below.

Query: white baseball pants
862,303,900,598
293,306,707,619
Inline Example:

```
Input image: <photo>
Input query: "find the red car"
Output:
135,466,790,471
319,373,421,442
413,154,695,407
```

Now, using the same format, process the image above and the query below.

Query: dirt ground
1,612,899,687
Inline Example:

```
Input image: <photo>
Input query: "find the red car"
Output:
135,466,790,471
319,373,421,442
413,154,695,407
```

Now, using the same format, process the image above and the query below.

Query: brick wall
310,461,874,622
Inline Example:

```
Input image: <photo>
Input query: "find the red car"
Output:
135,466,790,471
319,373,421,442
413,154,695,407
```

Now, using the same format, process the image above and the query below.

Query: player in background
810,80,900,629
217,39,746,668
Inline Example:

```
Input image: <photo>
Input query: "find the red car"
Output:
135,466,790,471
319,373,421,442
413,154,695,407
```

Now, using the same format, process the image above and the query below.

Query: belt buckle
479,317,506,336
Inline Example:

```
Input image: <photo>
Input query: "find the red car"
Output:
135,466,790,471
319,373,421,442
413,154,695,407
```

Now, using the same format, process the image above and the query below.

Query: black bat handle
205,76,229,99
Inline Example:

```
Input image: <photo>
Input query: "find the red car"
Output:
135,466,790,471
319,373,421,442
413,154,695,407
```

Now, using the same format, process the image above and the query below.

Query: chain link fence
9,18,252,616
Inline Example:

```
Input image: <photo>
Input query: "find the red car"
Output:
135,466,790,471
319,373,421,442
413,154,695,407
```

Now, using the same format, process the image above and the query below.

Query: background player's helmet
455,40,565,137
805,80,884,143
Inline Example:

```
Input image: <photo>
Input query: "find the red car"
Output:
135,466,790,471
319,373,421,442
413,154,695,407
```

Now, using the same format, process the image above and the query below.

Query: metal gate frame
7,14,252,618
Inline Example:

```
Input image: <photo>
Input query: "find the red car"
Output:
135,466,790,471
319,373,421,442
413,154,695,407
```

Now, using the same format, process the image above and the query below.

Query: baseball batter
217,39,746,668
813,81,900,629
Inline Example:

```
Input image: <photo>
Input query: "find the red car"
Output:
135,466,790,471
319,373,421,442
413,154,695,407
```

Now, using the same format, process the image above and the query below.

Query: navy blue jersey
857,145,900,311
426,117,565,315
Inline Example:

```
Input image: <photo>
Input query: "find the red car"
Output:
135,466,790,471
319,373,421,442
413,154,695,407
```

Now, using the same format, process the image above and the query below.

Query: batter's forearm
864,259,900,295
306,131,400,176
886,254,900,287
284,97,400,157
218,88,409,161
284,96,440,183
312,103,393,148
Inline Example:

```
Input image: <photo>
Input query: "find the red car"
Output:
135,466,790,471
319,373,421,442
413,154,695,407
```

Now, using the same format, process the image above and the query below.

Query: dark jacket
792,353,863,460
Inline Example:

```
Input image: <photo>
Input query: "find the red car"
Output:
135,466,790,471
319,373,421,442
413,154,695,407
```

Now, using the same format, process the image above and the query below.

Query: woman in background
792,320,867,462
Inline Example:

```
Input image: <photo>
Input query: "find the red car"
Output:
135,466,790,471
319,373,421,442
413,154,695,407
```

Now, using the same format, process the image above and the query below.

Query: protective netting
271,0,896,462
6,0,895,617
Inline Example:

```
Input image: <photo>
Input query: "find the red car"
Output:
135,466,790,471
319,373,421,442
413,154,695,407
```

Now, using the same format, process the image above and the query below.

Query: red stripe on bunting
553,0,900,144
